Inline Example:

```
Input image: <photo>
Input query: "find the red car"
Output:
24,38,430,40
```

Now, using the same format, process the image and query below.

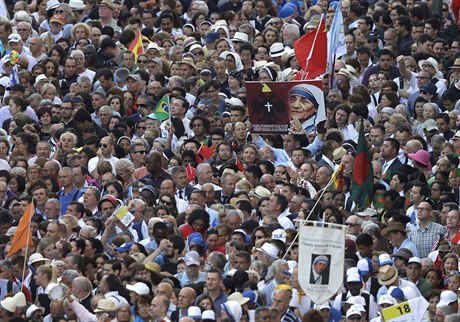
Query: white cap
378,294,396,305
437,290,458,308
314,301,331,310
202,310,216,320
271,229,286,243
408,256,421,265
346,273,363,283
188,306,202,319
126,282,150,295
26,304,45,318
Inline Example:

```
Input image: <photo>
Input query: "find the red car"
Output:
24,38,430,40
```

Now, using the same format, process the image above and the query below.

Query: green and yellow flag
154,95,170,122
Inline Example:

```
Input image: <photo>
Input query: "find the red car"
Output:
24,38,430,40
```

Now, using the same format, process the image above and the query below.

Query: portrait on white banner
298,225,345,304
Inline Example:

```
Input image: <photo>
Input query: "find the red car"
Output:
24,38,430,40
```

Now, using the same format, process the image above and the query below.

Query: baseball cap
126,282,150,295
184,250,200,266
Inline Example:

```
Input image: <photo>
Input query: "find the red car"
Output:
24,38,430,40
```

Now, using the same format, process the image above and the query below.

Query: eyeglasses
191,51,204,56
160,199,173,205
99,143,108,148
347,223,360,227
422,64,433,68
137,126,147,130
133,150,146,154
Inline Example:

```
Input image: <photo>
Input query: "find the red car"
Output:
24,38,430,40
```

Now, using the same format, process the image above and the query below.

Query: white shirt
88,155,119,174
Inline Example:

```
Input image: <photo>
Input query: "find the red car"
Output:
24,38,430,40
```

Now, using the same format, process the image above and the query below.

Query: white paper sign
298,225,345,304
382,297,429,322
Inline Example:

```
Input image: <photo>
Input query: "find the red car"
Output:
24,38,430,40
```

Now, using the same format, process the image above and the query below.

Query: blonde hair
36,264,58,284
40,83,57,97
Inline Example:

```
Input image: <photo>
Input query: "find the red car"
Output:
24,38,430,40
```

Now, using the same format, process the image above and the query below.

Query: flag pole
304,14,325,78
21,202,34,289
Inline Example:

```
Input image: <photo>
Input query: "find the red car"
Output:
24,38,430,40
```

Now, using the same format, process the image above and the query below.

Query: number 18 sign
382,297,429,322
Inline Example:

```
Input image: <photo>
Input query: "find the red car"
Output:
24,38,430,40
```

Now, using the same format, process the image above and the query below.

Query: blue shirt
57,187,83,215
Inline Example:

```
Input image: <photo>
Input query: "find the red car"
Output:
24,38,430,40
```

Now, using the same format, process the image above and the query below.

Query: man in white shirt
87,136,119,177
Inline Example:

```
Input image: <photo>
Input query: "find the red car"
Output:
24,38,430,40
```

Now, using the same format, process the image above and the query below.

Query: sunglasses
99,143,108,148
138,60,147,64
55,9,64,13
137,126,147,130
137,104,147,108
367,39,378,43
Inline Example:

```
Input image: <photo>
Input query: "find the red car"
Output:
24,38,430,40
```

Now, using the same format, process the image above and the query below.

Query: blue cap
115,242,132,252
278,4,296,18
206,32,219,43
389,287,405,301
242,290,260,307
421,83,437,95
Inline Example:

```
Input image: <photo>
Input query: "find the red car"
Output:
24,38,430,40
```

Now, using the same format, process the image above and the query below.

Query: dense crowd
0,0,460,321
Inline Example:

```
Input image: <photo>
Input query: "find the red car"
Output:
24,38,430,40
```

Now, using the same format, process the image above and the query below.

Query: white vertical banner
298,225,345,304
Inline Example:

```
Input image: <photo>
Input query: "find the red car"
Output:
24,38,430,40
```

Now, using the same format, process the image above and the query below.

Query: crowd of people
0,0,459,321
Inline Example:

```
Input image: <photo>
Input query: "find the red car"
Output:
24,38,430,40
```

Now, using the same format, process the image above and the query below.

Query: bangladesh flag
351,120,373,210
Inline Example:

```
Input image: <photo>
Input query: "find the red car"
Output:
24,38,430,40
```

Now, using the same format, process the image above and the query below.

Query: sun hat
69,0,85,10
391,248,413,261
378,264,398,285
269,42,286,58
418,57,442,78
228,292,250,305
94,299,117,313
232,32,249,43
408,150,432,170
28,253,50,265
256,242,280,259
381,222,406,236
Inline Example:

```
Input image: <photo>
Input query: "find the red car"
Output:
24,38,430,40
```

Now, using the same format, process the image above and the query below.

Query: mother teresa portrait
288,84,320,133
310,254,330,285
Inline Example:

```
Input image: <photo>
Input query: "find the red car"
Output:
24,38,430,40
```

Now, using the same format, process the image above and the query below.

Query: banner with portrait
246,80,326,134
298,225,345,304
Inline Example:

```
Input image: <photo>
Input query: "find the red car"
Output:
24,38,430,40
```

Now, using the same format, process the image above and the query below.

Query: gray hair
70,49,84,59
431,134,446,145
45,198,61,207
115,159,134,174
14,10,32,24
266,259,288,281
61,269,80,284
99,105,114,116
79,225,97,238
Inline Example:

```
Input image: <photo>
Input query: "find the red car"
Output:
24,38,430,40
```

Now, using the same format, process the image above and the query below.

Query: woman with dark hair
13,132,37,161
180,208,210,239
105,180,124,200
158,192,179,218
37,106,53,140
84,238,104,257
47,45,66,70
190,115,211,144
41,57,60,79
44,175,59,193
108,95,126,116
250,225,271,250
8,175,26,197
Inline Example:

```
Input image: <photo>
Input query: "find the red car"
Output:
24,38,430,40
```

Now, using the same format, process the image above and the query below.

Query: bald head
406,140,423,154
